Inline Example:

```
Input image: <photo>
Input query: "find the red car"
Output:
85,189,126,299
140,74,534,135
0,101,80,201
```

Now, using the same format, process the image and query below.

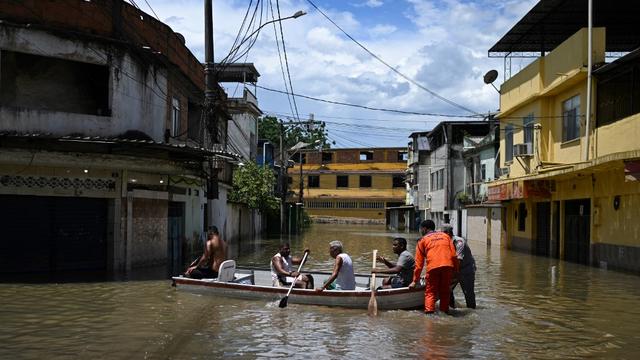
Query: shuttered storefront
0,195,107,274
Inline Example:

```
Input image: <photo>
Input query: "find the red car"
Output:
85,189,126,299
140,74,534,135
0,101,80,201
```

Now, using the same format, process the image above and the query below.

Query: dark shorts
189,267,219,279
390,276,408,288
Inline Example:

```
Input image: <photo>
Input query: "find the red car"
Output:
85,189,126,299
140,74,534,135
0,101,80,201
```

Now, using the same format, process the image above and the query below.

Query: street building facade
290,147,407,223
0,1,251,277
407,122,492,234
487,1,640,273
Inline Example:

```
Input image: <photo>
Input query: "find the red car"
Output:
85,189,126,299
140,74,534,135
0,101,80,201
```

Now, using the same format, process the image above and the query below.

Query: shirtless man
185,226,227,279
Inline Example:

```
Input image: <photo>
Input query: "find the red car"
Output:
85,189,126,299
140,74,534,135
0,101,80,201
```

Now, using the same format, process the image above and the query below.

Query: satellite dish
483,69,499,84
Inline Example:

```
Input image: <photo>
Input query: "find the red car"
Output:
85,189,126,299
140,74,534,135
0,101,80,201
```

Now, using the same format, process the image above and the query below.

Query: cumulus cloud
146,0,537,147
368,24,397,37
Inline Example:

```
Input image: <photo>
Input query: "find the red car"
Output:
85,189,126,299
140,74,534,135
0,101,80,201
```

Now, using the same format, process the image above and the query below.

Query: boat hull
172,269,425,310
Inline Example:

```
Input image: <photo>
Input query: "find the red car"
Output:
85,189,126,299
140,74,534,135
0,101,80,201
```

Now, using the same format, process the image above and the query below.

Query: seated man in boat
185,226,227,279
372,237,415,289
271,243,314,289
317,241,356,291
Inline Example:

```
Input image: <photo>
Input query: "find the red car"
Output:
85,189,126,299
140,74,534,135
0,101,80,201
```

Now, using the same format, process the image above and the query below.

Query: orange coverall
412,231,459,312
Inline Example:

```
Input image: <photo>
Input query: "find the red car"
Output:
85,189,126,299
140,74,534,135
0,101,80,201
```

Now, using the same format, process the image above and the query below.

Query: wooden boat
172,264,425,310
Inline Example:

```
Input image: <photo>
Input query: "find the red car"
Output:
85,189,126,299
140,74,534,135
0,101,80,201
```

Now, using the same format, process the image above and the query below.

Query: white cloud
146,0,537,147
368,24,397,37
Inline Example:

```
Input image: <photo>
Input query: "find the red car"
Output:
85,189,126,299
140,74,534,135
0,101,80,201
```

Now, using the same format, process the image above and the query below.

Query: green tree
229,160,279,213
258,116,333,151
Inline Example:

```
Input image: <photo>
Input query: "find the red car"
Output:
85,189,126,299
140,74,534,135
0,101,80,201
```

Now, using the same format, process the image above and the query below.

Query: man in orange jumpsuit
409,220,459,314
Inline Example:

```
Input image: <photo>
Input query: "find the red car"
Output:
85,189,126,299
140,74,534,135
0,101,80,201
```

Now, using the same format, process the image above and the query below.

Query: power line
256,84,483,117
305,0,480,116
142,0,160,20
268,0,297,122
275,0,301,122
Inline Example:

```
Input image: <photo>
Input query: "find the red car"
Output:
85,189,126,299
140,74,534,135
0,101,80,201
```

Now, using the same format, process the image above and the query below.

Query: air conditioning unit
513,143,533,157
499,167,510,177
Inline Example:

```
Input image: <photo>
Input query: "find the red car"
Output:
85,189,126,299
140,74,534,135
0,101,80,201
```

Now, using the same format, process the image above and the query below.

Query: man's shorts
390,276,408,288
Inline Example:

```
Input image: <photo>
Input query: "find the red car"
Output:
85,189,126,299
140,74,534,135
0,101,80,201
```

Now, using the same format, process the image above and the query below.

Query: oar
368,249,378,316
278,250,310,308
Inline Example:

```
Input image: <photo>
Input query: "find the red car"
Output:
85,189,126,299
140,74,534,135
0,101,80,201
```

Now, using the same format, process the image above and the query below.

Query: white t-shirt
335,253,355,290
271,252,293,286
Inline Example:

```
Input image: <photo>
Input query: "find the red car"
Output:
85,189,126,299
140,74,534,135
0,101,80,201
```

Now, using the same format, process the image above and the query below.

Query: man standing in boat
442,224,476,309
317,240,356,291
271,243,314,289
372,237,415,289
185,226,227,279
409,220,458,314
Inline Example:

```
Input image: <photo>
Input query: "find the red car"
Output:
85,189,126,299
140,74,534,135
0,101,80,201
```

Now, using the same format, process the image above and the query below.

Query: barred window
336,201,358,209
360,201,384,209
306,201,334,209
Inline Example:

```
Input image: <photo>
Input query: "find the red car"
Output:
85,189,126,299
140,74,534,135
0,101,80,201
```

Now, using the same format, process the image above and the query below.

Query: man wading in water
185,226,227,279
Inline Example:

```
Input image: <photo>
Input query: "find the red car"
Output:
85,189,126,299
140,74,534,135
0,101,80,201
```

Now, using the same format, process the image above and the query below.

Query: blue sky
137,0,537,148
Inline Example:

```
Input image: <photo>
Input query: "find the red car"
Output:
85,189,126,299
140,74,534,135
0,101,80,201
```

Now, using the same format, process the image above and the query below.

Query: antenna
483,70,500,93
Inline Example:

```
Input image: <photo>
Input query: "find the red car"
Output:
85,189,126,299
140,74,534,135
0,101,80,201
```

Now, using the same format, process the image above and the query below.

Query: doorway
535,202,551,256
563,199,591,265
168,202,185,276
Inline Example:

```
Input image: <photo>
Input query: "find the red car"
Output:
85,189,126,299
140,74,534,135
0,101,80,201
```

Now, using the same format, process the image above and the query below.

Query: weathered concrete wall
0,27,168,141
490,207,503,248
131,198,168,267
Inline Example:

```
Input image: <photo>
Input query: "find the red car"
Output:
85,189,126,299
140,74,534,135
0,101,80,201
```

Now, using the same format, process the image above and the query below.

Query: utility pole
279,121,287,234
204,0,218,228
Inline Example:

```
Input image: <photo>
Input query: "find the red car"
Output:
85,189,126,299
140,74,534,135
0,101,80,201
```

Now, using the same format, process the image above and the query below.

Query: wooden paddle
368,249,378,316
278,250,310,308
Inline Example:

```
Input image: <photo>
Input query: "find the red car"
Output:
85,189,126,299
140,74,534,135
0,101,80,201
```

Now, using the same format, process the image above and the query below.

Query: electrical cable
305,0,480,116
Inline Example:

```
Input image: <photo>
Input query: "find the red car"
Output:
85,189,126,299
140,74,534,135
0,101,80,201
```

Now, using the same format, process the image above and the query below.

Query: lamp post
224,11,306,60
293,140,320,232
203,1,305,231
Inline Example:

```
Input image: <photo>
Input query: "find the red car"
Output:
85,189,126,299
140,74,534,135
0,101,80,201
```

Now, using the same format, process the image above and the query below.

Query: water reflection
1,224,640,359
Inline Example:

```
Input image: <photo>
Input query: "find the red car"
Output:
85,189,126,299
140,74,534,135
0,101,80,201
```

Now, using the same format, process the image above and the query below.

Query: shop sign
524,180,553,198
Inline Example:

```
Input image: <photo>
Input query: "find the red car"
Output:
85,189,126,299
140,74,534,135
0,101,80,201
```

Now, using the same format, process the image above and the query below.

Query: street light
222,10,306,62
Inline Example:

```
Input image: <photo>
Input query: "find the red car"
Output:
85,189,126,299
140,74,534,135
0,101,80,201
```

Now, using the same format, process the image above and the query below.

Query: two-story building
290,147,407,223
0,1,238,277
487,0,640,273
408,122,492,234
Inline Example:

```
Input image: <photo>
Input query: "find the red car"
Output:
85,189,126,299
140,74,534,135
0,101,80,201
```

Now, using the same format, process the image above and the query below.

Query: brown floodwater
1,224,640,359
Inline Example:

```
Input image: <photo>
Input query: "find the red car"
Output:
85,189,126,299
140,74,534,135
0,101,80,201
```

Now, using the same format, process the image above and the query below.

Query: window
306,201,334,209
336,175,349,188
481,164,486,181
397,151,408,161
172,98,181,137
360,201,384,209
359,151,373,161
308,175,320,188
322,152,333,162
392,174,405,188
517,202,527,231
562,95,580,142
523,113,534,145
505,124,514,162
336,201,358,209
294,153,306,164
360,175,372,188
597,70,638,127
430,169,444,191
0,50,110,115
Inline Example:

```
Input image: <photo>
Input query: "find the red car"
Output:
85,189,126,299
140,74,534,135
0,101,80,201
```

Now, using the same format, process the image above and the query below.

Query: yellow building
487,2,640,273
288,147,407,222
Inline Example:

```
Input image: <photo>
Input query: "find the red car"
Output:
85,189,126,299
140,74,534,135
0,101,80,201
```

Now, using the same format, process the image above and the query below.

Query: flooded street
2,223,640,359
